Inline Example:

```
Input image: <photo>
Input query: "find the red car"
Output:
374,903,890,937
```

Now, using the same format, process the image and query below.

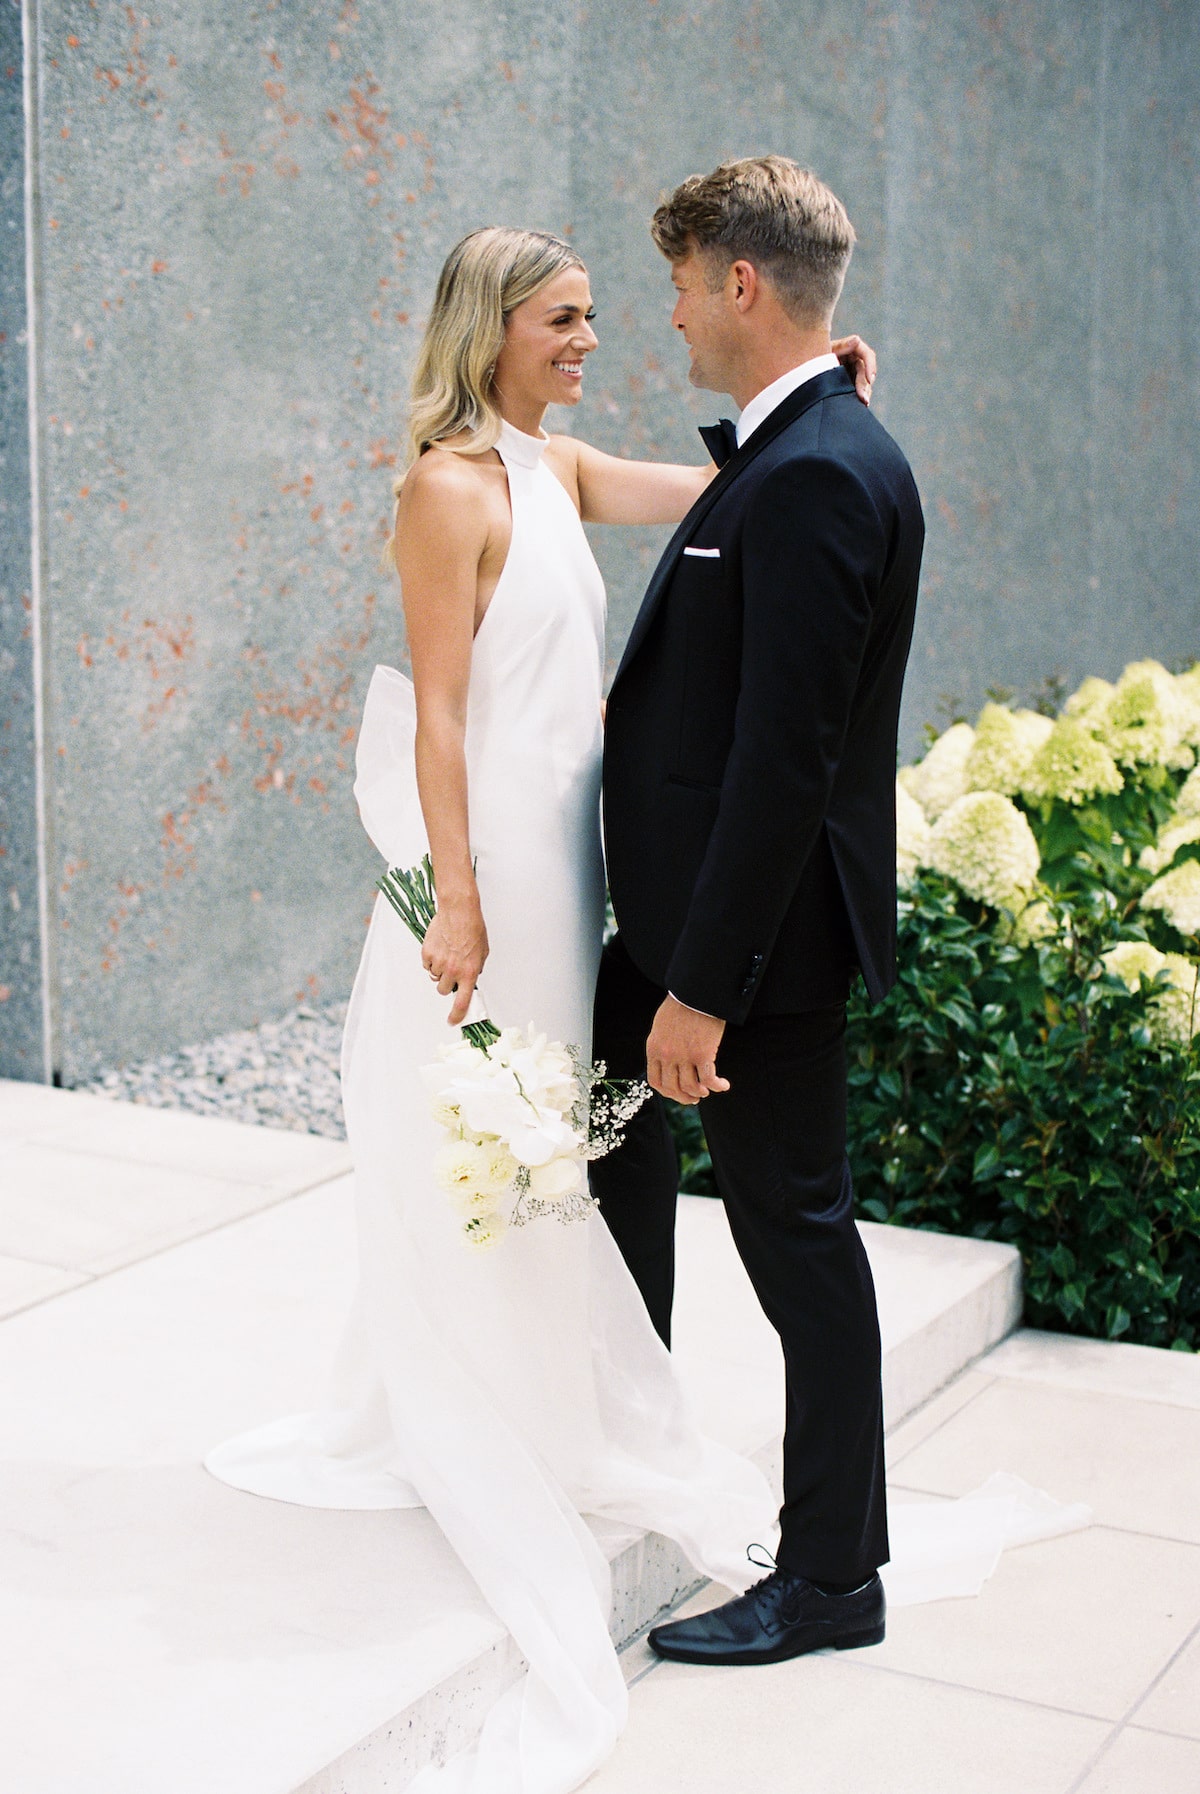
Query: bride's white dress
207,420,778,1792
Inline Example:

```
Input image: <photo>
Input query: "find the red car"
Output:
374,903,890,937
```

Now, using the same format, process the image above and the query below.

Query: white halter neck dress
207,419,777,1793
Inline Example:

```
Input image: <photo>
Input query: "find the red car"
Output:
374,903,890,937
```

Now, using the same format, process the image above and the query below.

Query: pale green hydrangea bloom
965,704,1053,797
903,721,975,820
1139,816,1200,877
1101,941,1199,1049
1021,715,1123,806
1101,941,1166,990
1153,953,1200,1049
1064,675,1115,726
1177,765,1200,821
1014,708,1056,753
1103,660,1194,771
1173,666,1200,753
1010,898,1058,948
929,791,1040,911
895,780,933,886
1140,859,1200,938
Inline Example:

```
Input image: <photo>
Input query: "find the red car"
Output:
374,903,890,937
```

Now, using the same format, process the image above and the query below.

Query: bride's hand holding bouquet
419,884,489,1027
378,857,650,1247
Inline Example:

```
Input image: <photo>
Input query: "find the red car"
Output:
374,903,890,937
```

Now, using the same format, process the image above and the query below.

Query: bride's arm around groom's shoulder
550,331,875,528
554,433,718,528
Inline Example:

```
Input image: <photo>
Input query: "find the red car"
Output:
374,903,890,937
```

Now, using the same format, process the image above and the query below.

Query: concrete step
0,1091,1021,1794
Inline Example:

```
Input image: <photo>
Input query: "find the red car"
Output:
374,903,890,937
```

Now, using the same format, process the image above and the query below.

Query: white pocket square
682,545,721,558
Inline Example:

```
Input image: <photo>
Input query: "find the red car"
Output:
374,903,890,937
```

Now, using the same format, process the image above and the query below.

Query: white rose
433,1138,493,1197
430,1096,463,1132
463,1211,508,1251
528,1156,584,1203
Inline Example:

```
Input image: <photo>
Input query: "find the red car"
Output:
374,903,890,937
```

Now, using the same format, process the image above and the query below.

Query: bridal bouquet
378,858,649,1249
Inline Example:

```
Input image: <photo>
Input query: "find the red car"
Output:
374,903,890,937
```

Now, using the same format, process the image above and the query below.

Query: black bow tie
698,418,740,469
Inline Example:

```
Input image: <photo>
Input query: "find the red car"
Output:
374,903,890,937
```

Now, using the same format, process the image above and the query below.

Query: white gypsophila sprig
928,791,1041,912
901,722,975,821
1140,859,1200,939
965,705,1054,798
895,780,933,886
1021,715,1124,807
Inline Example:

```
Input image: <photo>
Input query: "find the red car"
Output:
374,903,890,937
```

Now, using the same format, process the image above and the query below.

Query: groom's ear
727,259,760,313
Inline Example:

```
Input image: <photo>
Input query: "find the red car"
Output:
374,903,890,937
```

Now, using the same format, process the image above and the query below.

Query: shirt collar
734,352,841,447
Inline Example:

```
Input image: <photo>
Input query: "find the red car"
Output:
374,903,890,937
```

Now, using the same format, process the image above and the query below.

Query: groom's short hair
651,156,856,325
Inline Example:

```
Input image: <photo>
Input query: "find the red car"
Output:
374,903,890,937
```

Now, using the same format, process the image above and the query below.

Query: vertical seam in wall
880,0,913,434
1085,0,1110,614
21,0,57,1083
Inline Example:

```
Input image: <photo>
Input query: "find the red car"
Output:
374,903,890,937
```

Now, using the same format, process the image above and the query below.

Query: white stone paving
600,1333,1200,1794
3,1079,1151,1794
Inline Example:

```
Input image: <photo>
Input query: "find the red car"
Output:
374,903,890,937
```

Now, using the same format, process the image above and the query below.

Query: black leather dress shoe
647,1567,885,1666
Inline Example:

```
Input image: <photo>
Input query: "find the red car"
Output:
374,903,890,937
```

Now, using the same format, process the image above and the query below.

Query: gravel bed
78,1001,350,1139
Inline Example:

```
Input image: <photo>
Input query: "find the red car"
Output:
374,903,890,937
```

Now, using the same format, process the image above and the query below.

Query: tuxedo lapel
611,367,856,685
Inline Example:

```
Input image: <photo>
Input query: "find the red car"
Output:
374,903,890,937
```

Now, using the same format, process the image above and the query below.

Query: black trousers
590,934,889,1584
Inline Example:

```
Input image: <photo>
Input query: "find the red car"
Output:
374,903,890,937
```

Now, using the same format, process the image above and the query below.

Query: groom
592,157,924,1663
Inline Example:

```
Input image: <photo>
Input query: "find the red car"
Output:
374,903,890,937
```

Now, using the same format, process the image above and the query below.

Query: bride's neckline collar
497,417,550,468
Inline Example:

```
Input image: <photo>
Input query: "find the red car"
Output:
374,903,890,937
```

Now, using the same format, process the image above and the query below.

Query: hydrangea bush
668,659,1200,1350
853,658,1200,1350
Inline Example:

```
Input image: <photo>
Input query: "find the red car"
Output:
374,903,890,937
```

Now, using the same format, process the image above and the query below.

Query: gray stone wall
574,0,1200,721
4,0,1199,1080
0,0,45,1079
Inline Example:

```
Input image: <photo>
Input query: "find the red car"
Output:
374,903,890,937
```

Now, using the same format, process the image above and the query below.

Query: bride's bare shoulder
396,441,497,525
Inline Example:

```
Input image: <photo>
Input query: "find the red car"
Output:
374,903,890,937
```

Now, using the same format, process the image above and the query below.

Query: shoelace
745,1544,810,1624
744,1543,790,1601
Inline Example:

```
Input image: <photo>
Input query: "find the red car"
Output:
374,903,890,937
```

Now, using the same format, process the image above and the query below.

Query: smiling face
669,247,738,395
491,267,598,426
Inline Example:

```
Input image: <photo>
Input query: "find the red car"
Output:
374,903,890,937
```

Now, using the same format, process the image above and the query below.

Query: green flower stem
377,855,499,1052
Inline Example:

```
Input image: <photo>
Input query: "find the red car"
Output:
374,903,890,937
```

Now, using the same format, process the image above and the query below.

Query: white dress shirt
734,351,840,446
668,352,841,1023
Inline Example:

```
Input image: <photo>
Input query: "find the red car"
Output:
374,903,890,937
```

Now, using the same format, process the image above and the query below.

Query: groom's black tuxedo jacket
603,365,924,1024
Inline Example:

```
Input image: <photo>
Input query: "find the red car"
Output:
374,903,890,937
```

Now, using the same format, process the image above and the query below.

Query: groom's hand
646,997,729,1105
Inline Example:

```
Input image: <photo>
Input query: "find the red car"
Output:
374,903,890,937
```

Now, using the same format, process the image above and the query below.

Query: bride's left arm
570,334,877,527
573,442,717,527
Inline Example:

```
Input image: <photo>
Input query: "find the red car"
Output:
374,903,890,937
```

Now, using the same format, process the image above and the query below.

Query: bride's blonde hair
407,226,584,455
385,227,584,566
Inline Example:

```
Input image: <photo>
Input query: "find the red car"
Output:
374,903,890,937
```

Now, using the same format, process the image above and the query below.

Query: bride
206,227,873,1792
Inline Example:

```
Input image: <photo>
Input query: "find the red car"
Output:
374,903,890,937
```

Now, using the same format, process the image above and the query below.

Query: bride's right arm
394,456,490,1026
